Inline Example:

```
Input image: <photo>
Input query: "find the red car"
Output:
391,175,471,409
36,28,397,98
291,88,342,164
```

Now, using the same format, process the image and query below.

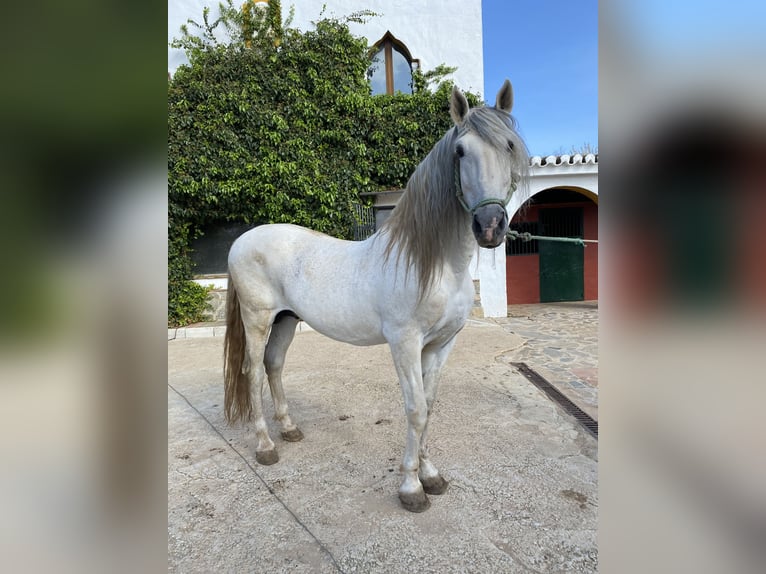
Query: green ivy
168,220,212,326
168,2,481,325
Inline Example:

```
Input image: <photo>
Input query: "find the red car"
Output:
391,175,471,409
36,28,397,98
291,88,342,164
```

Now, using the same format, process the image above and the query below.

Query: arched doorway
506,188,598,304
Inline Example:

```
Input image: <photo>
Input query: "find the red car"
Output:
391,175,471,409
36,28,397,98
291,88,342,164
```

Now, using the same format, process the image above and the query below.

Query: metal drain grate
511,362,598,439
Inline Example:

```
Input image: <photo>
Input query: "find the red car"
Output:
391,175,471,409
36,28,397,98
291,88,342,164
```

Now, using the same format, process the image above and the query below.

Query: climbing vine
168,1,480,325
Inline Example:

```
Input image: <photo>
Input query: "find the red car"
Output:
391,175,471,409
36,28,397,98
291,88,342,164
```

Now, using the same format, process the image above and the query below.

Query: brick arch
509,172,598,219
506,185,599,305
538,185,598,205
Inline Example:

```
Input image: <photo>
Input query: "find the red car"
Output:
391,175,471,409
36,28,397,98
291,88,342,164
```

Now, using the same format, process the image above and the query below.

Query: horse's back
230,223,344,267
229,223,352,290
230,223,339,256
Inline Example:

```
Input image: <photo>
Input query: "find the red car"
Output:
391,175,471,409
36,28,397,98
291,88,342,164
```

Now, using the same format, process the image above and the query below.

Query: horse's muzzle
472,204,508,248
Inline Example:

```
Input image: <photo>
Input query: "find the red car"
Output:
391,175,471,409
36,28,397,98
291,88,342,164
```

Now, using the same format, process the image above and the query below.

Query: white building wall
291,0,484,96
469,245,507,317
169,0,484,97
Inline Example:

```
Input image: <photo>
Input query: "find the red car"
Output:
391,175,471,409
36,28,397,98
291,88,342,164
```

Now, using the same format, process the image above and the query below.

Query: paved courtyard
168,303,598,572
496,301,598,420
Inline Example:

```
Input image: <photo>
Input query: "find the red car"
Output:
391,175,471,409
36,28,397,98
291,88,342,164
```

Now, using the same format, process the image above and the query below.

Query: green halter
453,154,518,215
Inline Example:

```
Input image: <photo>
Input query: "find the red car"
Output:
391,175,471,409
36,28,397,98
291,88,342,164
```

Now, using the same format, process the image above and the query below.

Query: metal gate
539,207,584,302
352,203,376,240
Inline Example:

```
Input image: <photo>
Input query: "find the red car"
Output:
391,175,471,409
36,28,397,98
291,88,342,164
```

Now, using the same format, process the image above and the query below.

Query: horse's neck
447,214,478,277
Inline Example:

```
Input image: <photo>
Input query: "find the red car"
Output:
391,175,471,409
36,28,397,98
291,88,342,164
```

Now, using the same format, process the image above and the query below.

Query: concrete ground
168,306,598,573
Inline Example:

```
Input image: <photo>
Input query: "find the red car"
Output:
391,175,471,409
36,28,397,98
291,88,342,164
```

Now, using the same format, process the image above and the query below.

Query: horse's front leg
418,337,458,495
389,338,430,512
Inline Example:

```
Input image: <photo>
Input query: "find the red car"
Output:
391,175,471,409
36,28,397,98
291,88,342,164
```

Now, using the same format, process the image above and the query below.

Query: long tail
223,273,252,424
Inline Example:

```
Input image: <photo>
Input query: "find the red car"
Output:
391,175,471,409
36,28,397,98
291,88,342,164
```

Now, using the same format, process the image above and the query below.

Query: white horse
224,81,528,512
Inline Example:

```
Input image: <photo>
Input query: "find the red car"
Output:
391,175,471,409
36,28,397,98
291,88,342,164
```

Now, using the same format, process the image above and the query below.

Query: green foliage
365,80,481,186
412,64,458,93
170,4,374,235
168,2,481,325
169,280,211,328
168,220,212,326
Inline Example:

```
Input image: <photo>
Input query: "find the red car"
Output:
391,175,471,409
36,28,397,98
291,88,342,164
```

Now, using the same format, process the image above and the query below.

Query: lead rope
506,229,599,247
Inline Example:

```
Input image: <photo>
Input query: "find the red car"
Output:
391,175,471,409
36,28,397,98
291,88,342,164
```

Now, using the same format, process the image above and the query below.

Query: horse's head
450,80,526,248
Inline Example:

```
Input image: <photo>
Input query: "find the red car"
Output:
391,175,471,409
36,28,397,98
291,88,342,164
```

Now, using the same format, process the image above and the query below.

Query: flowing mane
380,105,529,297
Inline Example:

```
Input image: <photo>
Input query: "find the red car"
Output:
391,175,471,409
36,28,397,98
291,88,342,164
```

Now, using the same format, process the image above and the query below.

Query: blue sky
481,0,598,157
616,0,766,55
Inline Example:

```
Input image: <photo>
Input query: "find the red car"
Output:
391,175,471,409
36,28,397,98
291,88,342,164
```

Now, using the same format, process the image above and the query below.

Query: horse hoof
421,475,449,495
281,428,304,442
399,490,431,513
255,449,279,465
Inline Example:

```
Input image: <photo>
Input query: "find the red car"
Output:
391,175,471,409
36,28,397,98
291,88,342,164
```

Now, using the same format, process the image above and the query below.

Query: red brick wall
507,254,540,304
506,205,541,304
506,198,599,304
583,202,599,300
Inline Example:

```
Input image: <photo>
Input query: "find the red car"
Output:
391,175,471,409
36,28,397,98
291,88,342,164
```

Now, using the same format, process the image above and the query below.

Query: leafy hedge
168,2,480,325
168,221,210,326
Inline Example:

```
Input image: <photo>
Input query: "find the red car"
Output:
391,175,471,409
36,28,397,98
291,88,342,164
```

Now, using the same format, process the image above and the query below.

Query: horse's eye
507,140,515,152
456,145,465,158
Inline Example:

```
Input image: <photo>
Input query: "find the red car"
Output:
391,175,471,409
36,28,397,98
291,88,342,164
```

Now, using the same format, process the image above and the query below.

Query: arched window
368,32,419,95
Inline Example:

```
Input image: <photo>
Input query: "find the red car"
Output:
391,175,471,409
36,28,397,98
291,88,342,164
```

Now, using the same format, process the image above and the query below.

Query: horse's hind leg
240,307,279,465
265,314,304,442
418,337,458,495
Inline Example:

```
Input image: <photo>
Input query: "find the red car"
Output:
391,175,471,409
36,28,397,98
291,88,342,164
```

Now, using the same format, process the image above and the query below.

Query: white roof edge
529,153,598,167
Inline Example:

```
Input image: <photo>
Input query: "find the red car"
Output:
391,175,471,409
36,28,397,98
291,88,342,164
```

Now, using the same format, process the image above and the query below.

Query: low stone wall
202,289,227,322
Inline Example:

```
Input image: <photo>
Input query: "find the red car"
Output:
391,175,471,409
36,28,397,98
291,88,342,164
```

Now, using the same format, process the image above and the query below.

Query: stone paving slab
168,322,597,573
494,302,599,420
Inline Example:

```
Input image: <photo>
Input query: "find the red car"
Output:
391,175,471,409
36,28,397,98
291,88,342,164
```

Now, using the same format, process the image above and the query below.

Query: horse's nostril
472,217,482,237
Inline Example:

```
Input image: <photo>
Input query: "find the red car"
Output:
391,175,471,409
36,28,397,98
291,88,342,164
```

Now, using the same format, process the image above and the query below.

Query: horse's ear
495,79,513,113
450,86,470,125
